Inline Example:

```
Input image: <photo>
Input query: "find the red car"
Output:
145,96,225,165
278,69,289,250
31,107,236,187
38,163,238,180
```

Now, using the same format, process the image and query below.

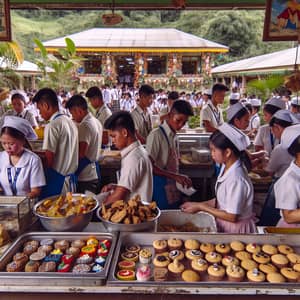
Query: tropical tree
0,41,24,88
34,37,84,91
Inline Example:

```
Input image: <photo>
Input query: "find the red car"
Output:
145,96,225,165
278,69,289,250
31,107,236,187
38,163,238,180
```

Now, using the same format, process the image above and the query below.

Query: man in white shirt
131,84,155,144
66,95,102,194
200,83,229,132
86,86,112,127
102,85,111,107
101,111,153,205
32,88,78,197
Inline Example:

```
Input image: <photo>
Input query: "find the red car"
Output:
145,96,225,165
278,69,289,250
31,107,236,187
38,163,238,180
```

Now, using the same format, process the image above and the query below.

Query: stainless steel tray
0,231,117,286
107,232,300,287
156,210,217,233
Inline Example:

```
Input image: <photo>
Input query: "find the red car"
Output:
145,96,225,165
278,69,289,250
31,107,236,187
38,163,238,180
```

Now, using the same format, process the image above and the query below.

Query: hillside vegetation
11,9,293,64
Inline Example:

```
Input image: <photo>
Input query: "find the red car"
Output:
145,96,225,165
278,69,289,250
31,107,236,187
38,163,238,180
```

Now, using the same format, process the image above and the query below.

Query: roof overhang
10,0,266,10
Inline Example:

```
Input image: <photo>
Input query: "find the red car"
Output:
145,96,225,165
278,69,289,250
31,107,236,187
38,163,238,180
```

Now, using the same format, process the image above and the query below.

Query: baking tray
156,210,217,233
0,231,117,286
264,227,300,234
107,232,300,287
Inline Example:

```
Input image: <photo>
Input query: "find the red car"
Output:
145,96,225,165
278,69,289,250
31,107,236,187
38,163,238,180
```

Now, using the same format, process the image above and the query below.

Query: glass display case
177,132,212,164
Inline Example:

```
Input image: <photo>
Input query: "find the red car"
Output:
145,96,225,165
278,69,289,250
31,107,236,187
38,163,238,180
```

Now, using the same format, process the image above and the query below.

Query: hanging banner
0,0,11,41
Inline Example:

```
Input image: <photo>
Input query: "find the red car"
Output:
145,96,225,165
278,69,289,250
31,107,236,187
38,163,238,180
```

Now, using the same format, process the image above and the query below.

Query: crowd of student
0,83,299,234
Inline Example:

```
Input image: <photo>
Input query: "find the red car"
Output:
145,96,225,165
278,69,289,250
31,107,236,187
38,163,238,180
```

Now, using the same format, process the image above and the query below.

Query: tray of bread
107,232,300,286
0,232,117,286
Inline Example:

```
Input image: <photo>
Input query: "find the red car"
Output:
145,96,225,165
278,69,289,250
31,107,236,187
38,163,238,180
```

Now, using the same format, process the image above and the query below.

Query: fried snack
111,209,127,223
100,195,158,225
36,193,96,218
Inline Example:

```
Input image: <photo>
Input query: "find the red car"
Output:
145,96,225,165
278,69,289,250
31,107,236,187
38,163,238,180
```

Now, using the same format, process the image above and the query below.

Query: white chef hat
250,98,262,107
229,93,240,100
218,123,251,151
291,97,300,107
226,102,247,122
203,89,212,96
272,109,299,124
2,116,37,140
265,97,285,109
280,124,300,149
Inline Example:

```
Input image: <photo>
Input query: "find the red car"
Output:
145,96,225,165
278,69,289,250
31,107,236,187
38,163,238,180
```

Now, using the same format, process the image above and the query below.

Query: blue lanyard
53,113,64,120
7,167,21,196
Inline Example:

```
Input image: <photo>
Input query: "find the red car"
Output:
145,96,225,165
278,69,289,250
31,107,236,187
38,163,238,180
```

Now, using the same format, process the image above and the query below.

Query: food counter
0,221,300,298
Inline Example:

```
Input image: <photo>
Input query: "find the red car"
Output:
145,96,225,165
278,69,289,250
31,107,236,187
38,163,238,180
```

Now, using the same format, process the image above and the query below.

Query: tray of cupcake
0,231,117,286
107,232,300,286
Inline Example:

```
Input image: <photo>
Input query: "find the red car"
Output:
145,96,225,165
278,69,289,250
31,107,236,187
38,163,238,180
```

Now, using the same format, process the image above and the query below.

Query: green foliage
246,75,285,101
34,37,84,91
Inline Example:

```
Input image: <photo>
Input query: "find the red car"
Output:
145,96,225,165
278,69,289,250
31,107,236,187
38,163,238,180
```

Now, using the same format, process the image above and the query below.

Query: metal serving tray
0,231,117,286
107,232,300,287
156,210,217,233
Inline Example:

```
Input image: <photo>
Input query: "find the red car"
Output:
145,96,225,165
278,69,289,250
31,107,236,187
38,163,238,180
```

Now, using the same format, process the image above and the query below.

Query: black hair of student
269,116,293,128
288,135,300,156
291,104,300,112
252,105,260,112
228,107,250,125
263,104,281,116
229,99,239,106
1,127,32,151
32,88,58,108
11,93,26,104
170,100,194,117
65,94,88,111
209,130,252,172
104,111,135,135
212,83,229,94
86,86,103,99
139,84,155,96
168,91,179,101
245,103,253,113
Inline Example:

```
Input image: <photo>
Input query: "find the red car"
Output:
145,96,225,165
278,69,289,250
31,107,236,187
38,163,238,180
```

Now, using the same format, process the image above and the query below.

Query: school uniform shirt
95,104,112,127
43,112,78,176
216,160,254,220
254,124,279,156
131,105,152,141
275,161,300,212
265,144,294,178
247,113,260,131
146,121,176,170
4,109,38,128
78,112,103,182
200,100,224,130
0,149,45,196
118,141,153,204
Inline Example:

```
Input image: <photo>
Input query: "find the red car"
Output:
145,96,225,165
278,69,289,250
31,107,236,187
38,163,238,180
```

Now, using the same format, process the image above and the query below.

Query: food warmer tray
156,210,217,233
0,231,117,286
107,232,300,288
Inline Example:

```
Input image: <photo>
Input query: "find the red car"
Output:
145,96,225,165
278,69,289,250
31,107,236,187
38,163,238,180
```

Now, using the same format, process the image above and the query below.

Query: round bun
153,240,167,253
246,243,261,254
184,239,200,250
280,267,299,282
153,254,170,268
167,238,183,250
185,249,203,261
267,272,286,283
271,254,289,268
182,270,200,282
262,244,278,256
207,264,225,281
205,251,222,264
252,252,270,264
222,256,240,267
215,243,231,255
259,263,278,274
247,268,265,282
226,265,245,282
230,241,245,252
235,251,251,261
191,258,208,273
277,244,294,255
241,259,258,271
200,243,215,253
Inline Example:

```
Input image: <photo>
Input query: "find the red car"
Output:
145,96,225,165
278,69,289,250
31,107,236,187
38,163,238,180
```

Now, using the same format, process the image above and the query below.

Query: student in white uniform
275,124,300,227
131,84,155,144
0,116,45,197
181,123,256,233
86,86,112,127
290,97,300,118
254,97,286,156
65,95,102,194
200,83,229,132
258,110,299,226
4,93,38,128
146,100,194,210
247,98,261,137
101,111,153,205
32,88,78,198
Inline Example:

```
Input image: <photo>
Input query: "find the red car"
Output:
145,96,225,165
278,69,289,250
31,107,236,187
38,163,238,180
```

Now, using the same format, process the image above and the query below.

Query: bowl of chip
97,195,160,232
33,193,98,231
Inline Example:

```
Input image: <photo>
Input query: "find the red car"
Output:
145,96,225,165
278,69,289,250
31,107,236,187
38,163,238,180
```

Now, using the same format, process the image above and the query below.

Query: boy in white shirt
66,95,102,194
32,88,78,197
101,111,153,205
